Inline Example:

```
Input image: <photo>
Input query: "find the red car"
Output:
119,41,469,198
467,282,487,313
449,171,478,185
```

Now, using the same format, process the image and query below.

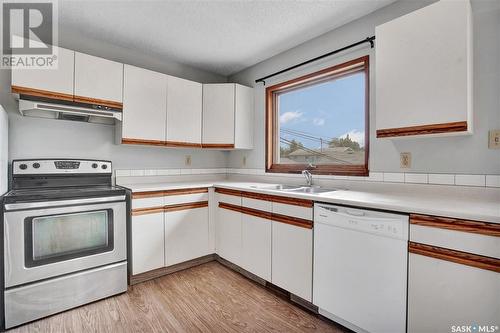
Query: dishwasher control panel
314,203,409,240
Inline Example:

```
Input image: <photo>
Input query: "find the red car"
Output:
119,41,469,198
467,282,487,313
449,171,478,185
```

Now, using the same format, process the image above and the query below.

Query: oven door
4,197,126,288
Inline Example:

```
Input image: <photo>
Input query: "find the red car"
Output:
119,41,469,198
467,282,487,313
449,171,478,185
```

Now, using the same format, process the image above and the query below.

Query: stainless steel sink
249,184,301,190
288,186,337,194
249,184,337,194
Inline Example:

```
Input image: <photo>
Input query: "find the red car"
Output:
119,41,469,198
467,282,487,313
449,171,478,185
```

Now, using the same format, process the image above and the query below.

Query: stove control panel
13,159,112,175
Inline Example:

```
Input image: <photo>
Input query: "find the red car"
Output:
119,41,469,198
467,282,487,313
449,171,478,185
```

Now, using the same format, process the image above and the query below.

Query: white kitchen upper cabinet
375,0,473,138
202,83,253,149
11,45,75,100
272,222,313,301
74,52,123,107
166,76,202,146
121,65,167,143
164,207,210,266
131,213,165,275
234,84,254,149
216,204,242,265
241,214,272,281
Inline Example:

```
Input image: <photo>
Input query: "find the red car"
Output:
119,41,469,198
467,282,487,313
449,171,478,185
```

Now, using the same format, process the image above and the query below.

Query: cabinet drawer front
411,224,500,259
164,193,208,205
273,202,312,221
132,196,163,210
217,193,241,206
242,197,272,213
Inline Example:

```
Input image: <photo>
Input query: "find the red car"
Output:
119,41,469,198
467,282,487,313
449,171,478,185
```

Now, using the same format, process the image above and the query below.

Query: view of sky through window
277,72,366,165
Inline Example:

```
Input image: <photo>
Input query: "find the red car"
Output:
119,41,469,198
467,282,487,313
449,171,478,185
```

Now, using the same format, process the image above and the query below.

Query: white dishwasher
313,203,409,333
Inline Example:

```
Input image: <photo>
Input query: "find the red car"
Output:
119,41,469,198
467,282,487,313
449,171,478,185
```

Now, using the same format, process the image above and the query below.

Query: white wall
0,30,229,171
0,105,7,195
228,0,500,175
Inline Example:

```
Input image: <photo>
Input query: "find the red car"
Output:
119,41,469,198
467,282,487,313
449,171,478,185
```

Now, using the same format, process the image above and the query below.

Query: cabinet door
74,52,123,107
375,0,472,137
216,206,242,265
241,214,271,281
408,253,499,333
202,84,235,146
122,65,167,143
166,76,202,146
131,213,165,275
165,207,209,266
272,221,313,301
234,84,254,149
11,45,74,101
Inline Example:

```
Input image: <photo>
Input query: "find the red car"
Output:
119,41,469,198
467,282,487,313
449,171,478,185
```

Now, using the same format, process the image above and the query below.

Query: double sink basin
249,184,338,194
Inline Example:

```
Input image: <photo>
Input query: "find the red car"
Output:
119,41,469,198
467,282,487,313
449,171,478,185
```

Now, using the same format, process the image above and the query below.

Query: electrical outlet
489,130,500,149
185,155,192,166
400,152,411,169
242,156,247,167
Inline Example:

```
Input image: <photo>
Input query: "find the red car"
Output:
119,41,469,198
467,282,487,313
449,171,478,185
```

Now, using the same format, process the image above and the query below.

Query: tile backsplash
114,167,500,188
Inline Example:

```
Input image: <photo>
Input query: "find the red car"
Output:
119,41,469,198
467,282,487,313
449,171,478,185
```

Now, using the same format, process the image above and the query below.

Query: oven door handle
4,195,126,211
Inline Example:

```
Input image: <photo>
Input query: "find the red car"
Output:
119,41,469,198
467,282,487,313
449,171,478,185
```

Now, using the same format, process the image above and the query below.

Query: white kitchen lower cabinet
131,213,165,275
408,253,500,333
164,207,210,266
241,214,272,281
216,206,242,266
272,221,313,301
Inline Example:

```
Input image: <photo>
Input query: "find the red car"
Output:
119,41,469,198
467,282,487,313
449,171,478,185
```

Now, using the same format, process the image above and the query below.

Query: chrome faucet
302,170,313,186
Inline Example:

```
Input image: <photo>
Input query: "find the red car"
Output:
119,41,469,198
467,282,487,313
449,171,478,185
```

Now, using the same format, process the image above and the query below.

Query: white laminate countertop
120,180,500,224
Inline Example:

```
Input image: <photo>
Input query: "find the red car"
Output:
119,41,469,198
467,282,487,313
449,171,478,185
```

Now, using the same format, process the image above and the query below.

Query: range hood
18,99,122,125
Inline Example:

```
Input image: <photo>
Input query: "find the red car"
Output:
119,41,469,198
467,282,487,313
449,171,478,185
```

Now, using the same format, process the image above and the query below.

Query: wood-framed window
265,55,369,176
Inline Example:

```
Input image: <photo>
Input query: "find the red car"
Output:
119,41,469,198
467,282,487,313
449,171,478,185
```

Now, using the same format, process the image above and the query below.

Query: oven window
25,210,114,267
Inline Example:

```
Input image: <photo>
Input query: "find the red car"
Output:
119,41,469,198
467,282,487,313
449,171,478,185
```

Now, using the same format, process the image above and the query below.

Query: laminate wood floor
9,261,348,333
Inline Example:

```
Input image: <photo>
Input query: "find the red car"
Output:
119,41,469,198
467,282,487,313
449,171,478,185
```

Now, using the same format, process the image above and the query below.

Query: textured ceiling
59,0,396,76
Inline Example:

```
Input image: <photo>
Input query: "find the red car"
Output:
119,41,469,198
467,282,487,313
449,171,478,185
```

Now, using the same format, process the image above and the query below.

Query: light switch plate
489,130,500,149
400,152,411,169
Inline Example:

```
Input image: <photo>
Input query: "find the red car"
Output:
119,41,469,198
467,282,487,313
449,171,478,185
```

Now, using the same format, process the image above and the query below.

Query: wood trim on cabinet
271,213,313,229
133,187,208,199
11,85,74,102
132,201,208,215
165,201,208,212
215,188,242,197
376,121,468,138
410,214,500,237
239,206,273,220
256,193,313,208
73,95,123,109
121,138,166,146
409,242,500,273
215,187,313,208
132,190,165,199
163,188,208,196
165,141,203,148
218,202,312,229
131,206,165,216
201,143,235,149
218,202,243,214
